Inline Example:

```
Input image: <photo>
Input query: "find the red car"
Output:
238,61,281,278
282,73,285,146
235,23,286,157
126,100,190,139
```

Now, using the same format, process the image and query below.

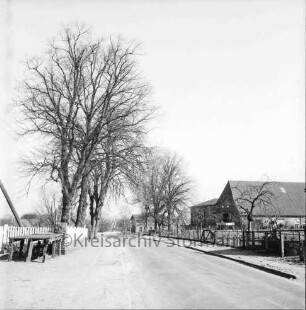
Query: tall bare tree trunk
247,213,253,231
167,209,171,231
92,196,105,238
93,217,100,238
61,189,73,224
90,222,96,240
88,193,95,239
248,220,252,231
76,174,89,227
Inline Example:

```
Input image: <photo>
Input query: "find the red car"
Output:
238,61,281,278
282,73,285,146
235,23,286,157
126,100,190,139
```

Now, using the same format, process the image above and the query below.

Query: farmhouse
190,181,306,230
130,214,155,233
190,198,218,227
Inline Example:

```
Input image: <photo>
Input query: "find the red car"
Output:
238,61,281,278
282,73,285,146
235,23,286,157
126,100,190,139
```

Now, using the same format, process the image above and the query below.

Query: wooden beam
26,240,34,262
0,179,22,227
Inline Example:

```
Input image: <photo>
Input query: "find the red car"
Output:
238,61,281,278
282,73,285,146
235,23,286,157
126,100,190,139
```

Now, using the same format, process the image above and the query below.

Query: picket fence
0,225,52,250
0,225,89,251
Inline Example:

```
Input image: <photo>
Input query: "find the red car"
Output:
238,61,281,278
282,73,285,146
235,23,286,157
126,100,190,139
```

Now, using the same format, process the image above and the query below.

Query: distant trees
232,180,278,231
161,154,192,230
0,215,18,226
18,24,154,229
36,188,62,231
134,151,192,232
134,153,165,230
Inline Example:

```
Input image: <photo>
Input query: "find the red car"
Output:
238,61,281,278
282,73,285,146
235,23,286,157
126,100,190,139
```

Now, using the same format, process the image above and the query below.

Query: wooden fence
0,225,89,251
160,228,305,258
0,225,52,251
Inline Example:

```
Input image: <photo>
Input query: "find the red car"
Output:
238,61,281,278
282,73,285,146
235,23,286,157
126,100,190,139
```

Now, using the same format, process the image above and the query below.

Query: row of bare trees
133,151,192,232
17,24,155,237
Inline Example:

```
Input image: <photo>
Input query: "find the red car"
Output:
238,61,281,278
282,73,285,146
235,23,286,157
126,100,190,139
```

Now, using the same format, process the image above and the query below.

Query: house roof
228,180,305,217
190,198,218,209
131,213,154,220
130,214,140,220
20,218,41,227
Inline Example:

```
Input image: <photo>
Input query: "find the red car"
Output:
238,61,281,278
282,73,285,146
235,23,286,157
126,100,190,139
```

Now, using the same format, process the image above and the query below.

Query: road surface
0,235,304,309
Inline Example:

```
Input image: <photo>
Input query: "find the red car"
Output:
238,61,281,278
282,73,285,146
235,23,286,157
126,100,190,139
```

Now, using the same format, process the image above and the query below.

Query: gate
201,230,215,244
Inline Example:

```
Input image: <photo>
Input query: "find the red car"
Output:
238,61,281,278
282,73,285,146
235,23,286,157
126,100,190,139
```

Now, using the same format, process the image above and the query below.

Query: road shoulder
153,236,305,282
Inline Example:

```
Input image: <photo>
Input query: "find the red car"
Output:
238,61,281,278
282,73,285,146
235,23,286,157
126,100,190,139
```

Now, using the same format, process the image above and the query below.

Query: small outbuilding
130,214,155,233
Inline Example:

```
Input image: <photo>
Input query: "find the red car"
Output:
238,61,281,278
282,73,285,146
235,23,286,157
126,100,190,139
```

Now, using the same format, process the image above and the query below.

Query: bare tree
133,153,166,231
36,188,62,231
232,180,278,231
161,154,192,231
17,24,153,226
133,151,193,232
80,131,150,238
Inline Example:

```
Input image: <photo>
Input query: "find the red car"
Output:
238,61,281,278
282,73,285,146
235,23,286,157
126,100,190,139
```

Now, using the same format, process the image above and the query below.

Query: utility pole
0,179,22,227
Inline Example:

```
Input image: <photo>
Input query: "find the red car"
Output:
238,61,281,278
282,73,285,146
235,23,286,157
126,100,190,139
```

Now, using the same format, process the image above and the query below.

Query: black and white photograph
0,0,305,309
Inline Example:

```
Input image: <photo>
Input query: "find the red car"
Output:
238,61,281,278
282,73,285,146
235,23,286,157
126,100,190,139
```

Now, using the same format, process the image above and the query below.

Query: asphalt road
0,235,305,309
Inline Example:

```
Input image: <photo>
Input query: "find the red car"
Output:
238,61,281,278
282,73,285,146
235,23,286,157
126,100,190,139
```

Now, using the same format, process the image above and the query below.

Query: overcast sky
0,0,304,218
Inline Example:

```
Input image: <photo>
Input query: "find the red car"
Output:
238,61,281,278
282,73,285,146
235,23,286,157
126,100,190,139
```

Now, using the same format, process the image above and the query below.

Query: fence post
61,223,67,255
252,231,255,247
221,232,224,246
246,231,249,247
280,231,284,258
242,231,245,249
264,232,269,252
299,229,305,262
298,231,301,244
300,240,305,262
237,232,240,247
0,226,3,250
3,224,8,245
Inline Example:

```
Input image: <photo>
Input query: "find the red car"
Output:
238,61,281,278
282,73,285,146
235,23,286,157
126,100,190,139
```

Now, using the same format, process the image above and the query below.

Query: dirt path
0,240,142,309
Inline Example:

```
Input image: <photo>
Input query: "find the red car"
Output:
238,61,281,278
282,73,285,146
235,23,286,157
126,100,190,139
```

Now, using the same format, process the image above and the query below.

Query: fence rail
159,228,306,258
0,225,89,251
0,225,52,250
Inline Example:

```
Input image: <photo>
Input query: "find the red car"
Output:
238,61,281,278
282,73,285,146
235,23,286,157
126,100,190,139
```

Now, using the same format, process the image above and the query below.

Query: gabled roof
20,218,42,227
130,214,140,220
228,180,305,217
191,198,218,209
130,213,155,225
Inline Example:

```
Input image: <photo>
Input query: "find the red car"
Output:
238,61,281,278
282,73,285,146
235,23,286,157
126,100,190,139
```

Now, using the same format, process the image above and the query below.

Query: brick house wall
191,181,305,230
214,181,241,228
190,182,242,229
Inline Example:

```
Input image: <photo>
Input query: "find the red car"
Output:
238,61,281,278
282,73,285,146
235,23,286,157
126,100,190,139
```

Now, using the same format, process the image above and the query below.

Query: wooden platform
8,233,63,263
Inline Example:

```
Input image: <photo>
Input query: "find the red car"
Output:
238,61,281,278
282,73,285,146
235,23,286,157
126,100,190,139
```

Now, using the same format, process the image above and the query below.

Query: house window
222,213,230,223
